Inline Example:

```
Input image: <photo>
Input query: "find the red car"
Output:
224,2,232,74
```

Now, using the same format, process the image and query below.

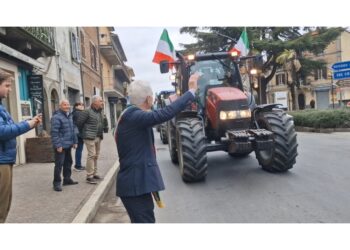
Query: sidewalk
6,133,119,223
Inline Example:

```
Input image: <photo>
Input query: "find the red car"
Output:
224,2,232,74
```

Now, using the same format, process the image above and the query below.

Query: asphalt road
94,131,350,223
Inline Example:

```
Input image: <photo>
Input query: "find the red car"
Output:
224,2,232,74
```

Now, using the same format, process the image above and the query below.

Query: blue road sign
333,70,350,80
332,61,350,71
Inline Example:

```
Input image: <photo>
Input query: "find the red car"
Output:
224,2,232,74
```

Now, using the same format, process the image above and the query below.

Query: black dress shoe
86,177,97,184
53,185,62,192
93,175,103,180
63,179,78,185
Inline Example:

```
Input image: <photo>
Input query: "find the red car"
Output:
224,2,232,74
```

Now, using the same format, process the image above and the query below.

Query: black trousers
53,147,73,184
120,193,155,223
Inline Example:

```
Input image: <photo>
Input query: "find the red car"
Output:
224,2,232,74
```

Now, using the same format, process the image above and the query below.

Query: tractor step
247,129,273,138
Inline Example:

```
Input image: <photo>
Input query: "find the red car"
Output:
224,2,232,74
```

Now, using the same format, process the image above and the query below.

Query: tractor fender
253,103,287,113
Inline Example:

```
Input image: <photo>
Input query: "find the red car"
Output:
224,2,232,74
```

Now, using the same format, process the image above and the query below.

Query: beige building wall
268,30,350,109
340,32,350,61
79,27,102,105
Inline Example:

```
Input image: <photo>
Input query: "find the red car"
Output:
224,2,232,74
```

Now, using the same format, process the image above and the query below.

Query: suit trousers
0,164,13,223
120,193,155,223
53,147,73,184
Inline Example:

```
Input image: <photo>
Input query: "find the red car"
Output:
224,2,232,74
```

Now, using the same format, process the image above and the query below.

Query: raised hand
188,73,200,91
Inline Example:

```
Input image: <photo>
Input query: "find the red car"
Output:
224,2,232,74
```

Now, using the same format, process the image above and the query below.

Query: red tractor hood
208,87,247,101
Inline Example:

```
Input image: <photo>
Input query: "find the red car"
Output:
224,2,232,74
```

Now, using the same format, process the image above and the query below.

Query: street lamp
250,68,260,104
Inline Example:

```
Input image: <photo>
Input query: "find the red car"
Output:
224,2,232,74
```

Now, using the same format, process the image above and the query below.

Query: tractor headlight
220,111,228,120
220,110,251,120
239,110,251,118
227,111,237,119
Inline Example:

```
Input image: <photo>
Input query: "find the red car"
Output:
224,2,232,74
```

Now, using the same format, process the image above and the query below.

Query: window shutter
76,35,81,63
322,68,327,79
70,32,77,61
282,74,286,84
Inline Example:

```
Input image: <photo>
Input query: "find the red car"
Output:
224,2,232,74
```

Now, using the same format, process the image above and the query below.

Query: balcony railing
21,27,55,49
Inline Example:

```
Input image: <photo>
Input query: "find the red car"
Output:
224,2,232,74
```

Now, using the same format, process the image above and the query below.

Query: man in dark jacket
76,95,107,184
0,69,42,222
51,100,78,192
72,102,85,171
115,74,199,223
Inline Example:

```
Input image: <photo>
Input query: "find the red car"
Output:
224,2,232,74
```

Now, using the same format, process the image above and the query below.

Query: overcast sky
115,27,196,95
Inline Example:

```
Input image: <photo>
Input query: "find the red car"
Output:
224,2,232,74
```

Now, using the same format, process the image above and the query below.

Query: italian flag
152,29,176,64
234,28,250,56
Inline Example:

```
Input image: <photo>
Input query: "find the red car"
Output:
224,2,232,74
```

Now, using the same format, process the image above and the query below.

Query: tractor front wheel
255,110,298,172
176,118,207,182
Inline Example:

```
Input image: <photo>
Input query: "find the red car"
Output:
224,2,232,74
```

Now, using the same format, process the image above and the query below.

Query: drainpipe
96,27,104,100
77,27,85,104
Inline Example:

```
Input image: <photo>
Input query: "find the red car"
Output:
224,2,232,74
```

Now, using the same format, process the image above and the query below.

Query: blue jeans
75,136,84,167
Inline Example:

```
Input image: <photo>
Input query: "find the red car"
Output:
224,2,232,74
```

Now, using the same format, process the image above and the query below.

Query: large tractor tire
176,118,207,182
255,110,298,172
167,120,178,164
160,123,168,144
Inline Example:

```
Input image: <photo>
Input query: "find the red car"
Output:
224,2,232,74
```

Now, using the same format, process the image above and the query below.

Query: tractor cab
189,59,241,108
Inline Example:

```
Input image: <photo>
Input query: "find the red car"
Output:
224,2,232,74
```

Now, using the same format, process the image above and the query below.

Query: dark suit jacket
116,91,194,197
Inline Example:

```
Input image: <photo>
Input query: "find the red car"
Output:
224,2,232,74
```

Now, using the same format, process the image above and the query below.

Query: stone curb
72,160,119,223
295,126,350,133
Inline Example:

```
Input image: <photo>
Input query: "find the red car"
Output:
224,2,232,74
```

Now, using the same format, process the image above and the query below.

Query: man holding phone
0,69,42,223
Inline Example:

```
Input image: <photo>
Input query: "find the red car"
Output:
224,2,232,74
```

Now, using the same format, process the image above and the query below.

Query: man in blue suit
115,74,199,223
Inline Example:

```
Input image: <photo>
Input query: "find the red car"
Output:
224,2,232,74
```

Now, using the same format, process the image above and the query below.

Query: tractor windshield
190,59,240,105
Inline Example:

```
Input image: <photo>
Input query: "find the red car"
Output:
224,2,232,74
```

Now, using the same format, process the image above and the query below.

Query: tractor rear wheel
255,110,298,172
167,121,178,164
176,118,207,182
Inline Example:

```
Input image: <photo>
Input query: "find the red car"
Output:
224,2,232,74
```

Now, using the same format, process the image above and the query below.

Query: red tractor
159,51,298,182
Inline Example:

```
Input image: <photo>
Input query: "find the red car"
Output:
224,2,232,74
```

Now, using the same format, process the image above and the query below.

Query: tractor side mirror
160,60,170,73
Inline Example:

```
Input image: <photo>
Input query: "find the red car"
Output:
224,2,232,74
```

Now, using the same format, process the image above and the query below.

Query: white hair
128,80,153,106
92,95,102,103
60,99,70,105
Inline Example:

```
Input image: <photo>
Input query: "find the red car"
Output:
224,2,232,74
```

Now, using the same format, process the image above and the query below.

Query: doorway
298,93,306,110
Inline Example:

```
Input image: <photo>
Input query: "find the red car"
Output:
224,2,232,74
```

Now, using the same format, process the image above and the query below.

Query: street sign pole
331,73,335,109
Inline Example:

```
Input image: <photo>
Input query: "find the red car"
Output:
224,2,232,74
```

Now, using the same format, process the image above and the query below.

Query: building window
80,31,86,58
90,42,97,69
51,89,59,114
276,73,286,86
314,68,327,80
70,32,81,63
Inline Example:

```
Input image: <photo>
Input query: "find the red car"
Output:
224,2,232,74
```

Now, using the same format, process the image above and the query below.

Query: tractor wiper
212,54,231,70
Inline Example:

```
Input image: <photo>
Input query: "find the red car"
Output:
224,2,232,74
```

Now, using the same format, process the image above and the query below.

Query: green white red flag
152,29,176,64
234,28,250,56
